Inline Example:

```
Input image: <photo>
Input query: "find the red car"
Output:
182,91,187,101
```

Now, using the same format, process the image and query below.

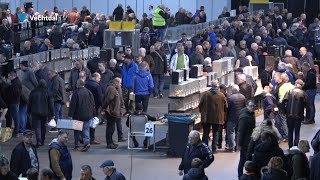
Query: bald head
299,47,307,56
196,45,203,53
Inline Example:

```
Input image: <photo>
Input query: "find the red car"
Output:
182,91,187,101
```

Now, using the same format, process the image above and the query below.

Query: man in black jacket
85,73,103,144
48,70,66,132
282,79,310,148
48,25,63,49
178,130,214,176
112,4,124,21
301,62,317,124
150,42,167,98
10,130,39,177
98,61,114,93
88,25,103,48
68,79,95,152
189,45,205,67
7,71,22,137
28,80,55,147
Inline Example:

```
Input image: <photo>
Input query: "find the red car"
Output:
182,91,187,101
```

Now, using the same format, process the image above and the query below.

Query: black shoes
81,144,91,152
302,120,315,124
133,139,139,147
107,143,118,149
118,137,127,142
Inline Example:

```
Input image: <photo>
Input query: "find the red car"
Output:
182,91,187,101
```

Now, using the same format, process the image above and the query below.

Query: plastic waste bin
165,113,197,157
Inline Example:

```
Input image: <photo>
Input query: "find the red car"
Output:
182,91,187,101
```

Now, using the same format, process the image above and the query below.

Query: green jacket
237,107,256,148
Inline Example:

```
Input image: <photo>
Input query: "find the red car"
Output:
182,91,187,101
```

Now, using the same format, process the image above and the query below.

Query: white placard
115,36,122,46
144,122,154,137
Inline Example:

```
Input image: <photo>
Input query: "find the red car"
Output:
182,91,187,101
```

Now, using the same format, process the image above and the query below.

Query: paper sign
145,122,155,137
115,36,122,46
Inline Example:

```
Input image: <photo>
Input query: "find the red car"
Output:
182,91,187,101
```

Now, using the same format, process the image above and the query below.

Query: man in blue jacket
122,54,138,116
134,61,154,113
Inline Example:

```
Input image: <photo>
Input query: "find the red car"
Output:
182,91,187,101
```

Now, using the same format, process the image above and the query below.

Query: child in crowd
240,161,259,180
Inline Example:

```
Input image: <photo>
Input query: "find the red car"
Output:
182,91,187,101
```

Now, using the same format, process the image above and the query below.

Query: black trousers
106,112,116,145
287,117,302,148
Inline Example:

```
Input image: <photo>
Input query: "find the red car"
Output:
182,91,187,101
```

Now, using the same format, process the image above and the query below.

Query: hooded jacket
199,87,227,125
134,68,154,95
261,167,289,180
122,60,138,89
182,168,208,180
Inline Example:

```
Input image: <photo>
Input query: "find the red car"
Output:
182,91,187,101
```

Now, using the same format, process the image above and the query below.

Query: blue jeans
19,104,27,133
156,28,166,40
202,123,222,151
306,89,316,121
275,112,288,139
74,120,90,147
227,121,236,149
116,118,123,139
152,74,165,97
10,104,20,135
54,102,63,120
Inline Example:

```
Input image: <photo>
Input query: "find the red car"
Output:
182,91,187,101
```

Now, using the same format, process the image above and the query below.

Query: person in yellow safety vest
153,4,168,40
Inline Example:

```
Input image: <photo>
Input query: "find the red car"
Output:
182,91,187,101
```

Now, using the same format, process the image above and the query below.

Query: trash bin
165,113,197,157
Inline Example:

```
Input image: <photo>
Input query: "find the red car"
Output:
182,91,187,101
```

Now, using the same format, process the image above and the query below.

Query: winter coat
310,151,320,180
261,167,289,180
282,87,309,119
199,88,227,125
239,82,253,101
48,29,63,49
48,74,66,103
303,68,317,90
189,52,205,67
252,141,285,172
311,129,320,154
170,53,189,71
240,173,259,180
20,68,38,91
69,67,91,91
68,87,95,121
85,79,103,110
105,169,126,180
102,85,121,118
150,50,168,75
28,81,55,118
134,68,154,95
122,61,139,89
8,77,22,104
99,69,114,93
10,142,39,177
182,168,208,180
179,142,214,174
282,56,301,76
142,55,155,74
88,31,103,48
227,92,246,123
263,94,276,119
113,7,124,21
237,108,256,148
289,149,310,180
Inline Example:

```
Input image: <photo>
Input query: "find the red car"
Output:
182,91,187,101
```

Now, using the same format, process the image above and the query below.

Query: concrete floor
1,92,319,180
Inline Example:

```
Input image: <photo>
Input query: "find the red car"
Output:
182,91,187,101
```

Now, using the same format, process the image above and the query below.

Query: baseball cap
23,129,34,136
100,160,114,168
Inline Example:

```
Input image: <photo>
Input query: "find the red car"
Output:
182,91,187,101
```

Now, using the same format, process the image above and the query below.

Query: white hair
110,59,117,65
204,57,212,67
285,50,292,56
238,73,246,82
139,48,146,53
232,84,240,92
78,27,84,32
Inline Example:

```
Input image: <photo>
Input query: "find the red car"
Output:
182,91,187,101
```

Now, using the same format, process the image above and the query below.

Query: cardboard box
122,21,135,30
0,128,13,142
109,21,122,30
57,119,83,131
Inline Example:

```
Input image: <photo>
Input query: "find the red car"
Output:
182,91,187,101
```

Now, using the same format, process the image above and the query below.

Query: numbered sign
145,122,155,137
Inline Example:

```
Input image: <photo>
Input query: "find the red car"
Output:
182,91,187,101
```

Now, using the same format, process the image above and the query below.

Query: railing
163,10,264,43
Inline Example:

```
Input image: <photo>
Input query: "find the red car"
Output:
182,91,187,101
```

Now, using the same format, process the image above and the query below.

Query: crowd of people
0,3,319,180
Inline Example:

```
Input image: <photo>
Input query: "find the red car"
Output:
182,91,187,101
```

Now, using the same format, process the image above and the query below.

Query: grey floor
1,91,319,180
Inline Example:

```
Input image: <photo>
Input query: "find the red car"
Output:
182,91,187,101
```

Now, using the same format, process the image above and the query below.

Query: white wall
6,0,229,22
